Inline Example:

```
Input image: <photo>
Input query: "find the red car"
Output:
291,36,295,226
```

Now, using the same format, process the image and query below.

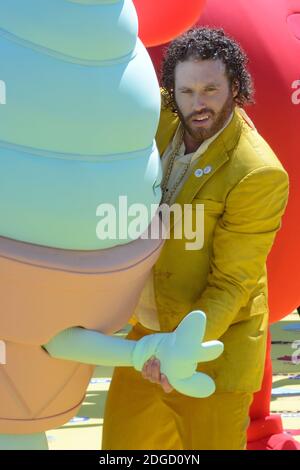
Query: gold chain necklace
161,126,190,205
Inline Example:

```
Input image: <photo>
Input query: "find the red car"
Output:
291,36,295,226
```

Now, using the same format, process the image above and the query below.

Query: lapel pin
194,168,203,178
203,165,212,174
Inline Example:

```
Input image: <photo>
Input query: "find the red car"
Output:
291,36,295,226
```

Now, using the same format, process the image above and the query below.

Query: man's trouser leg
102,323,253,450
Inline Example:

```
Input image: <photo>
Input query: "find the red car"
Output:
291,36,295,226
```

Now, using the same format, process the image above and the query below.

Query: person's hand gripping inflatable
133,311,224,398
46,311,223,399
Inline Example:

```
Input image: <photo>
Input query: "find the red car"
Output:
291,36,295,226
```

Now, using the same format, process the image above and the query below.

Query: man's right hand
141,356,174,393
132,311,224,398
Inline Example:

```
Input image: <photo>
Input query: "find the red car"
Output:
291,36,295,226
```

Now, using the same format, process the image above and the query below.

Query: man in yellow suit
102,27,289,450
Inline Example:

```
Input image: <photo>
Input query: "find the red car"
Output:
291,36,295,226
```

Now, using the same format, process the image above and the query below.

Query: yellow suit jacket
153,104,289,392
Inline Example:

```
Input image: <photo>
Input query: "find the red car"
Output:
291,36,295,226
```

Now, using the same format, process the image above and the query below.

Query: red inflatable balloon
133,0,206,47
148,0,300,323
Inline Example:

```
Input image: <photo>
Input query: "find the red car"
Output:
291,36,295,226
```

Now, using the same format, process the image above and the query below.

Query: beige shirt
134,112,234,330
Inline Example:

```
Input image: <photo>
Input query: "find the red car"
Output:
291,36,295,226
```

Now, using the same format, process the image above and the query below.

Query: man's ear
232,79,240,99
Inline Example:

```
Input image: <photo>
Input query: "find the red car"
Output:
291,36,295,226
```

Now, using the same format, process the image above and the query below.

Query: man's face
174,58,237,143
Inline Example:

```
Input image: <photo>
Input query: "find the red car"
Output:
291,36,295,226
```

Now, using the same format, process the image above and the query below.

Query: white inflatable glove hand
132,311,224,398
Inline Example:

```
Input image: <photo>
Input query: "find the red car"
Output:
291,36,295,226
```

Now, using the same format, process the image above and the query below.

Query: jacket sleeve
190,166,289,341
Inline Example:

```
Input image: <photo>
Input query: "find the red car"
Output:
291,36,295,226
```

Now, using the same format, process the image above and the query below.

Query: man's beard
175,93,235,144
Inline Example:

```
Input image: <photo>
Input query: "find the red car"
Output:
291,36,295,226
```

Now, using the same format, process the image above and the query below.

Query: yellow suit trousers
102,322,253,450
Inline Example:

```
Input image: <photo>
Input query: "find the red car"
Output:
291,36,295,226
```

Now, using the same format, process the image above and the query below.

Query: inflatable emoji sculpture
0,0,223,450
133,0,206,47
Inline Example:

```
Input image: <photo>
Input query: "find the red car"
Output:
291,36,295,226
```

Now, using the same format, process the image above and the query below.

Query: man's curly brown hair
161,27,254,113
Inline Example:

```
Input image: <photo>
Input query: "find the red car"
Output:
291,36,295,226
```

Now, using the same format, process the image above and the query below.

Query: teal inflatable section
0,0,138,62
0,0,161,249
